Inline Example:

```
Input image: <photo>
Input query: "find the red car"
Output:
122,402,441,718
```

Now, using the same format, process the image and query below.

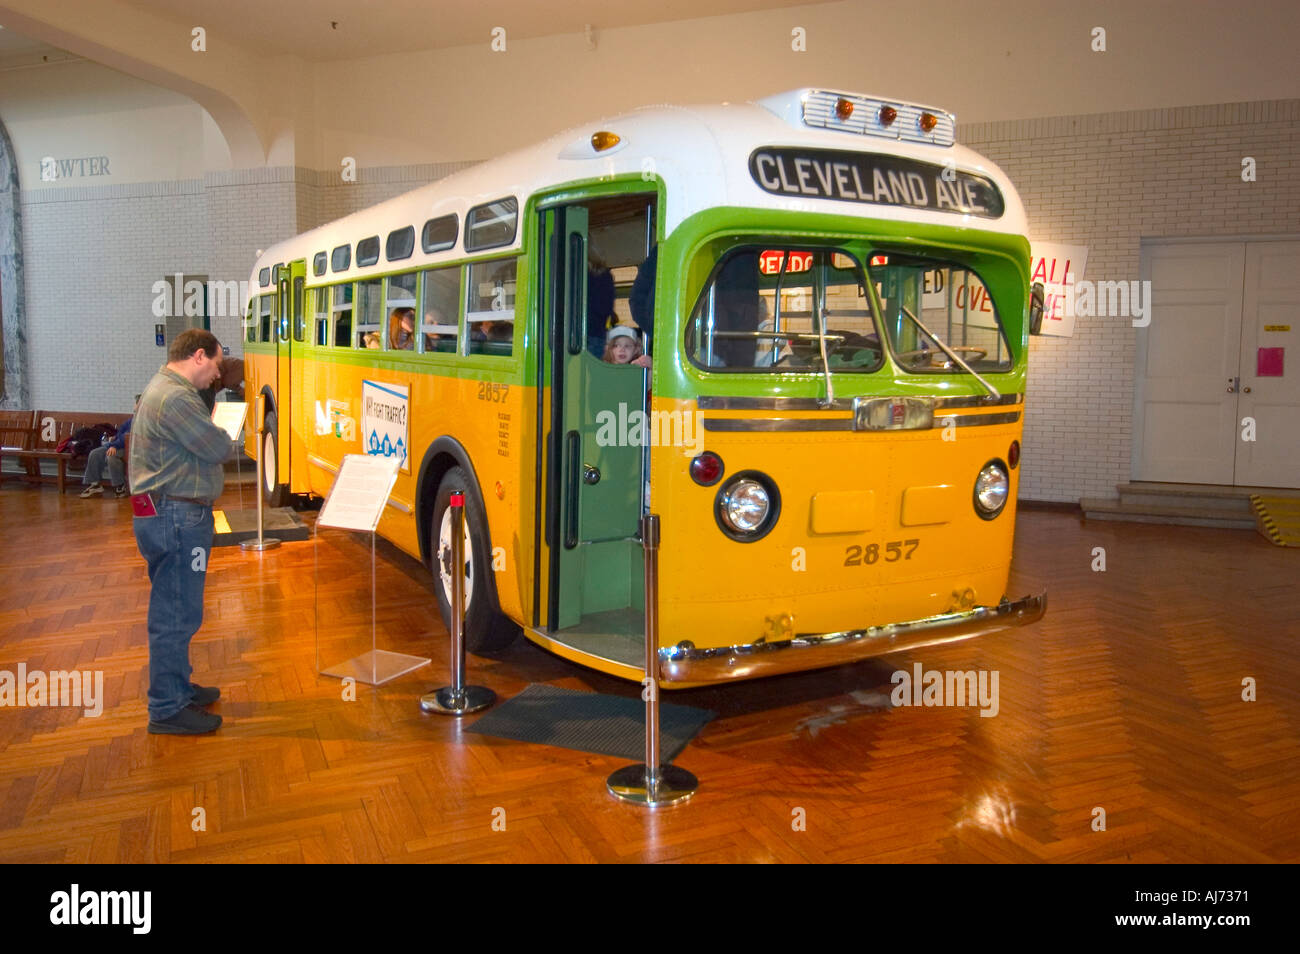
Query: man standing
130,330,231,734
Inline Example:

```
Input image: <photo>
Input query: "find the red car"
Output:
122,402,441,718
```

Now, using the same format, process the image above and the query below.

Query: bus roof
249,88,1028,287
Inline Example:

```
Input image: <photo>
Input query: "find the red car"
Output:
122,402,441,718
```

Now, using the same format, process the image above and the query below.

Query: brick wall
959,99,1300,502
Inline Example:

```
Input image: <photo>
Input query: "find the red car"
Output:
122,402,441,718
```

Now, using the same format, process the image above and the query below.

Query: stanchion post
607,513,698,807
420,490,495,715
241,392,280,552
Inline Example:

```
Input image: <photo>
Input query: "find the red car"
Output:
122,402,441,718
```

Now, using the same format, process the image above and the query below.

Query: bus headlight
973,460,1010,520
715,471,781,541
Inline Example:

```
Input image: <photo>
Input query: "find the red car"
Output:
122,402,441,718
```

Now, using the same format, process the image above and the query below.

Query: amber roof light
835,97,854,121
878,105,897,127
590,131,621,152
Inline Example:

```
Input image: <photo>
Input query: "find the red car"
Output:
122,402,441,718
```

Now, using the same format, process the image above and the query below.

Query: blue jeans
133,499,213,721
83,445,126,487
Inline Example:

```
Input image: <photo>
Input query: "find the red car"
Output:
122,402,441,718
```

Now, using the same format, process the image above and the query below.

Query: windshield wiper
899,305,1001,401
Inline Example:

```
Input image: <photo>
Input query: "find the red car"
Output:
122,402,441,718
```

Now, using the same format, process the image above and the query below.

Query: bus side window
332,283,354,348
420,265,460,354
356,279,383,349
385,271,418,351
313,287,329,346
245,300,256,343
466,258,516,356
259,294,274,343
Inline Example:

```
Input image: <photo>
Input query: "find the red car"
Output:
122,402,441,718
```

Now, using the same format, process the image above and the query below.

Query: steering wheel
895,346,988,368
786,330,878,364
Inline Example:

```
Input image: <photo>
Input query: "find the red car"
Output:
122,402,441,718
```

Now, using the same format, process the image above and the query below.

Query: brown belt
160,495,211,507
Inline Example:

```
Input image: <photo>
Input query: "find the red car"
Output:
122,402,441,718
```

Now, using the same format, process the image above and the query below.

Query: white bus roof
250,88,1028,287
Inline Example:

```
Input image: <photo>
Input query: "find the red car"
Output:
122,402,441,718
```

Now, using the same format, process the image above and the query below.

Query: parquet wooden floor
0,484,1296,863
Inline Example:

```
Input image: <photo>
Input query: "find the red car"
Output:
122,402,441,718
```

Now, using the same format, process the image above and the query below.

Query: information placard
211,401,248,440
318,454,400,532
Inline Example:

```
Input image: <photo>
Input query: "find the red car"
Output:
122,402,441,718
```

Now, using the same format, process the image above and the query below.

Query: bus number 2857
844,539,920,566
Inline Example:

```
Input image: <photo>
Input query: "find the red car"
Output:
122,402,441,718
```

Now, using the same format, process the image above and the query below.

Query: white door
1133,243,1244,484
1135,240,1300,489
1235,242,1300,487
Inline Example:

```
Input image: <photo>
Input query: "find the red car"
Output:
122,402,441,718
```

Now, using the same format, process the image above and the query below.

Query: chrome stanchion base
419,685,495,715
240,537,282,551
606,763,698,807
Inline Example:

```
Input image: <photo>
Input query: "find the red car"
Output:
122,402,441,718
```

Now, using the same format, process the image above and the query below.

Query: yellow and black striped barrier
1249,495,1300,548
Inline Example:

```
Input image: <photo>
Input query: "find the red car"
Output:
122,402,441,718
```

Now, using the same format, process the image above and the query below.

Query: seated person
604,325,651,369
388,307,416,350
80,396,138,499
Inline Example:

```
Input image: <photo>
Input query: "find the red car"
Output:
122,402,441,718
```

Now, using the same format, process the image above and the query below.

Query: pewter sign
748,147,1004,218
39,156,112,180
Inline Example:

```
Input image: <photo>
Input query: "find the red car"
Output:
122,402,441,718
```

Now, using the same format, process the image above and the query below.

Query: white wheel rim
438,506,475,608
263,430,276,494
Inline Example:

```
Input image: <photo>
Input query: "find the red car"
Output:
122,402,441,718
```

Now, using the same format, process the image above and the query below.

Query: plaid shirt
129,366,230,502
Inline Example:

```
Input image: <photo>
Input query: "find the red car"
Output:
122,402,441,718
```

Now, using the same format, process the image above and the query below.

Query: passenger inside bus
604,325,651,369
712,249,761,367
629,245,656,338
388,307,416,350
422,309,447,352
587,254,616,357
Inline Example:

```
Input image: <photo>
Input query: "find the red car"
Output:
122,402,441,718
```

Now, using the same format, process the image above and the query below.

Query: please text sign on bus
749,147,1004,219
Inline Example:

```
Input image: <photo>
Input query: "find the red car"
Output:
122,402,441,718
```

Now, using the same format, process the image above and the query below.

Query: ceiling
112,0,808,60
0,23,72,65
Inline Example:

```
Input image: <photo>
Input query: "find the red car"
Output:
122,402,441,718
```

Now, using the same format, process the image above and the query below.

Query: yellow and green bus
243,88,1046,686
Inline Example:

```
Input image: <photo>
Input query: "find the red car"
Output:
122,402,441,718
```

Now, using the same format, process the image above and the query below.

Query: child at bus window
388,308,416,350
604,325,650,369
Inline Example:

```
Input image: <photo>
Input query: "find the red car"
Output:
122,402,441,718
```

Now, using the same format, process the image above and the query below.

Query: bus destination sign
749,147,1004,219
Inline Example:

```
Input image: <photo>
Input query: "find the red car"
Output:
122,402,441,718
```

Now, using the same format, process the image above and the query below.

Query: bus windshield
869,253,1013,373
687,245,883,373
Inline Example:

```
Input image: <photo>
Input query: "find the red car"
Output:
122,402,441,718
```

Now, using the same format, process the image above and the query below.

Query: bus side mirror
1028,282,1046,335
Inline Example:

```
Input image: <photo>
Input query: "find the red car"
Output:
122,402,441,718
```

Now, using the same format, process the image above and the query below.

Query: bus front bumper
658,592,1046,683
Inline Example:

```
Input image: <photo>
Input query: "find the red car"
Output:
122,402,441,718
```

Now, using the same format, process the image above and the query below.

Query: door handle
583,463,601,485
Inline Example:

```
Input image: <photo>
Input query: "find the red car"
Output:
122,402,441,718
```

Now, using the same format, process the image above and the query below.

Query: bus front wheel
260,411,287,507
431,467,519,653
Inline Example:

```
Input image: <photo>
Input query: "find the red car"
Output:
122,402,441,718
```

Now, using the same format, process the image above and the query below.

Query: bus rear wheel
431,467,519,653
261,411,287,507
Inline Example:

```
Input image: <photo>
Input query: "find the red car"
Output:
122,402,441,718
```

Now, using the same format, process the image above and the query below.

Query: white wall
0,60,218,188
962,100,1300,502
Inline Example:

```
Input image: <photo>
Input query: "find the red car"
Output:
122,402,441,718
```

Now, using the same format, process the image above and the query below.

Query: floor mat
466,683,714,762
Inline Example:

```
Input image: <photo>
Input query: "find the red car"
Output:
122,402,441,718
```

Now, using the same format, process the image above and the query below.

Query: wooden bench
0,410,132,494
